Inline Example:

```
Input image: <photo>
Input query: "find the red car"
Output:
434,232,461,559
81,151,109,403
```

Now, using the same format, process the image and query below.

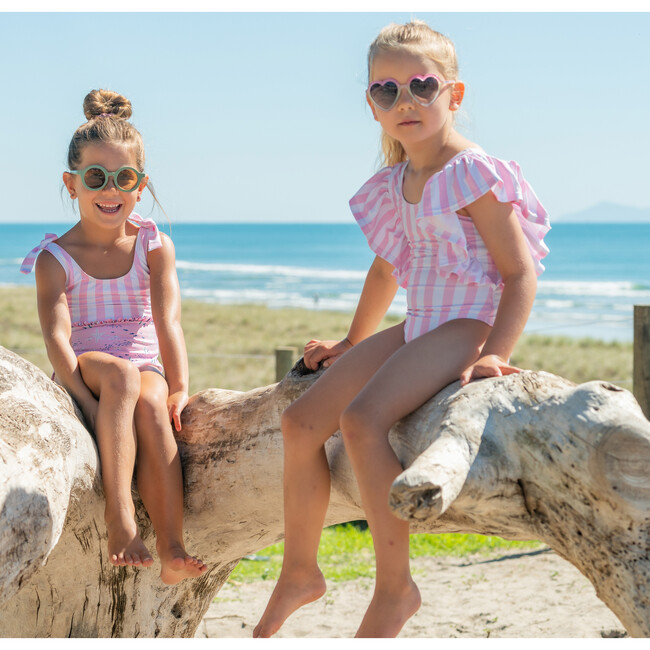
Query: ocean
3,222,649,343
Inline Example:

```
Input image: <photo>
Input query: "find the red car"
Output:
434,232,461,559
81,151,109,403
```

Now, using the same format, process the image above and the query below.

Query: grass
230,524,544,584
3,286,633,394
0,286,633,583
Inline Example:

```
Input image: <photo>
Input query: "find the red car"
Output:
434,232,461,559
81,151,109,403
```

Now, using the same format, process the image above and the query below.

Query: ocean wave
176,260,368,281
176,263,650,296
538,279,650,297
182,287,408,315
530,310,631,323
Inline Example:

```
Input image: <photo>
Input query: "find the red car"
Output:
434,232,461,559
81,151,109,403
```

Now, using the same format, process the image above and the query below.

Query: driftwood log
0,344,649,638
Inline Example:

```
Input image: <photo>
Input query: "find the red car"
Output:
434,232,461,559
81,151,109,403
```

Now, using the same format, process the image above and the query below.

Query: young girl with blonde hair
21,89,207,584
254,20,549,637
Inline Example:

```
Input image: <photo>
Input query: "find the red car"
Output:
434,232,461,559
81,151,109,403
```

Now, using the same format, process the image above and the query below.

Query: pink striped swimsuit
349,149,550,342
21,213,164,370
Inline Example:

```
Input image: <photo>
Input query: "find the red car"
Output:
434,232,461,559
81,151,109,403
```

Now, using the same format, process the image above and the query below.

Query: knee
135,385,168,425
281,403,314,447
339,402,375,449
102,359,141,400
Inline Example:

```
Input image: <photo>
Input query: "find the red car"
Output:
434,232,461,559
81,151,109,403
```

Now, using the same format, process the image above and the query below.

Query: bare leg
134,370,207,584
78,353,153,568
340,319,490,637
253,323,407,637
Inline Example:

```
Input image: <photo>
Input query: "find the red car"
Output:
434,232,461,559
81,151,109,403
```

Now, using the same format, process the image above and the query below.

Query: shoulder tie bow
20,233,59,274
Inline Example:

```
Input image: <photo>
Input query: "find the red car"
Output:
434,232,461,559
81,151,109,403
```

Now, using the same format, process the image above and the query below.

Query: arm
458,191,538,385
303,255,399,370
34,251,99,429
148,234,189,431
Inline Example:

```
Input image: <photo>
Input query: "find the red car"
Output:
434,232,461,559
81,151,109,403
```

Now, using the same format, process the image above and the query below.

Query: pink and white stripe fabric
21,213,164,369
349,149,550,342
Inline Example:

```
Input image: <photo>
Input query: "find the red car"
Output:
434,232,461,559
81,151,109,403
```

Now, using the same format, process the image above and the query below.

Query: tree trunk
0,345,649,637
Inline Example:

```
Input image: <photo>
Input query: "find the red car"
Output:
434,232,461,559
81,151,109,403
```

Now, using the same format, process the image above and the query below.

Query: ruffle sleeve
349,166,411,287
419,150,550,280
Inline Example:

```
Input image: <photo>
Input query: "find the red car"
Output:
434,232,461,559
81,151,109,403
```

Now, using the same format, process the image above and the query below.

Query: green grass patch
229,523,543,584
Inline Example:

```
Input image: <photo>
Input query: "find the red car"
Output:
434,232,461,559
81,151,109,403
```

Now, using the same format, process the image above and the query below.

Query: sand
195,547,627,639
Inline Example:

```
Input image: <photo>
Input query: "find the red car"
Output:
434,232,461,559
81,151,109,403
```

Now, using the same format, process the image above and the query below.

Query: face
63,141,148,229
367,49,464,149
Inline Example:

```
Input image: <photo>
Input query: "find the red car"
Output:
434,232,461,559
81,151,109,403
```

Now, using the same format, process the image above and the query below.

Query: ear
366,94,380,122
449,81,465,111
137,175,149,201
62,171,78,199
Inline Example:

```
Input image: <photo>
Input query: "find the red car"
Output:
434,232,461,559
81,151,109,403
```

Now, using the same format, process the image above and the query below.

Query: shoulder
353,164,402,194
441,147,495,174
157,231,175,251
34,248,66,290
147,231,177,271
35,247,62,271
349,164,404,215
440,148,527,182
422,148,533,215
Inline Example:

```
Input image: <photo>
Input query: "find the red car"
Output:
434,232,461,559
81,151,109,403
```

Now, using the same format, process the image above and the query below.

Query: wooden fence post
633,305,650,419
275,346,298,382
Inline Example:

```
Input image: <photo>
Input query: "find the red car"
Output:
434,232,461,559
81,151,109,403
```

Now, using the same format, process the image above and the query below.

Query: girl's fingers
168,402,183,432
304,343,333,369
304,339,352,371
500,364,522,375
321,353,342,368
461,361,523,387
303,350,319,370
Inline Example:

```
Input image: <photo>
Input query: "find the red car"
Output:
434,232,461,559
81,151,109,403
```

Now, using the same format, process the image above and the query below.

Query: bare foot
106,517,154,568
158,543,208,585
355,580,421,638
253,568,327,637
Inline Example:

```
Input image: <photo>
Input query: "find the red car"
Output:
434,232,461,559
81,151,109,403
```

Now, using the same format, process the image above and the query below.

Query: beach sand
195,547,627,639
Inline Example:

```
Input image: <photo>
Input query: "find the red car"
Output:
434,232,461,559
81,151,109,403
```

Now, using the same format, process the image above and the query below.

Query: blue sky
0,9,648,223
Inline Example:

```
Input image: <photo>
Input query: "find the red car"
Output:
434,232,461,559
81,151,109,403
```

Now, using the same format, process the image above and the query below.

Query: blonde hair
67,89,168,222
367,20,460,167
67,89,145,171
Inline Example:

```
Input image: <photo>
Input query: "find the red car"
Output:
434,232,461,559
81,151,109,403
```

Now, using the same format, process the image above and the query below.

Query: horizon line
3,219,650,226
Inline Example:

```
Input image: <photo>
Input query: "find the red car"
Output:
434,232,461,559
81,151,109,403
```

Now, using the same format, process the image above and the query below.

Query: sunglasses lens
116,168,140,191
369,81,399,110
84,167,107,189
409,76,440,104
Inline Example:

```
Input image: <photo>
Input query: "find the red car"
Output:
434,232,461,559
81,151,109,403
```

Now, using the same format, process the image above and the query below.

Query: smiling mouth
96,202,121,214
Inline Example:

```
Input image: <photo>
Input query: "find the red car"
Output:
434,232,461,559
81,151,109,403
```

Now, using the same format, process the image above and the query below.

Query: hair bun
83,89,133,121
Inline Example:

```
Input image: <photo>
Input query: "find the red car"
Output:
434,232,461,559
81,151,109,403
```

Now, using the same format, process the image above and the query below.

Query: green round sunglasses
70,165,145,192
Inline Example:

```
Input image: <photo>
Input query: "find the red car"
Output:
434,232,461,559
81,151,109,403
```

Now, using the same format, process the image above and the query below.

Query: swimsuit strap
127,212,163,251
20,214,161,275
20,233,59,274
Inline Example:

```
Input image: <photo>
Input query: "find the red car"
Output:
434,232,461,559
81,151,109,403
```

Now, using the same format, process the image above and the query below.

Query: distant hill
556,202,650,223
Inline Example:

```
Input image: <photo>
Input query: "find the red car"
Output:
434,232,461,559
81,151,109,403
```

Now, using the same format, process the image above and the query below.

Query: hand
459,354,522,387
303,337,353,371
167,390,189,432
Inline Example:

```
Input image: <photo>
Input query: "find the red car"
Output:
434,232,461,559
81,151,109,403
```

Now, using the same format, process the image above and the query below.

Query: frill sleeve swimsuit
349,149,550,342
21,213,165,371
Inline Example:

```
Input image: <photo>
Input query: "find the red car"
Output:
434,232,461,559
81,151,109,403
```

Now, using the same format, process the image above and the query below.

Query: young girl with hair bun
21,89,207,584
254,20,550,637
